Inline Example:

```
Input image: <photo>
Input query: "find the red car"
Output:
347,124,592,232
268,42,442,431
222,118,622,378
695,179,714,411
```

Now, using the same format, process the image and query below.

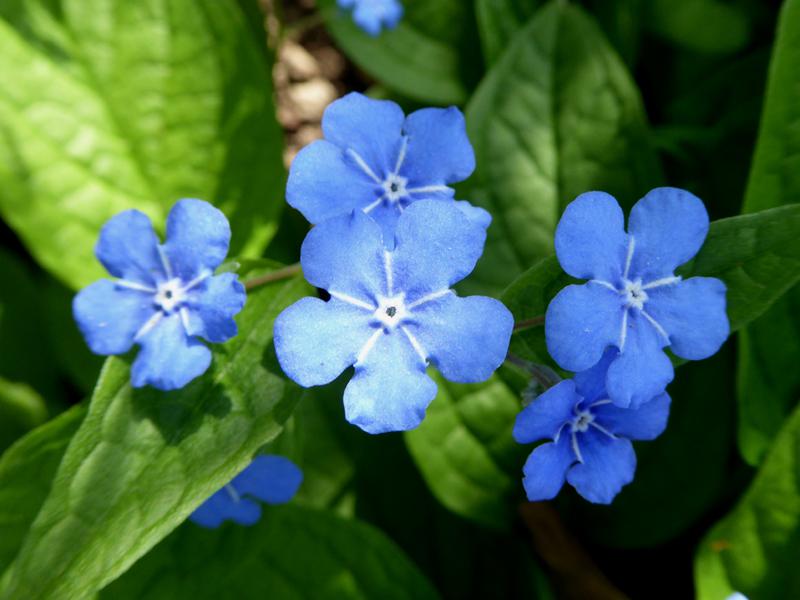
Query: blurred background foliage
0,0,797,599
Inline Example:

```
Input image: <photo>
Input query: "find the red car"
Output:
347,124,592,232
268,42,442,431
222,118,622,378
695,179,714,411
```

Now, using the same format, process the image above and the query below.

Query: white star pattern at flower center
374,293,408,328
154,278,186,313
382,174,409,203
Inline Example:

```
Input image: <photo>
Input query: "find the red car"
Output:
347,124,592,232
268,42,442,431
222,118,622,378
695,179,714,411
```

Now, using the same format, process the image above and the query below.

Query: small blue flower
190,455,303,528
287,92,486,243
274,200,514,434
337,0,403,36
73,199,246,391
513,350,671,504
545,188,729,408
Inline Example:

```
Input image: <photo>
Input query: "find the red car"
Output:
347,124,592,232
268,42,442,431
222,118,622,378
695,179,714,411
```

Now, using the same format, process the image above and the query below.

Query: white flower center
571,410,595,433
382,174,408,203
374,294,408,329
622,279,648,310
154,278,186,313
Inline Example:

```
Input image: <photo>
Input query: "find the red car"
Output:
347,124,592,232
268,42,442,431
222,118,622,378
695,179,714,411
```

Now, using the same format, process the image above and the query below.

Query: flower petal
520,435,574,502
605,311,673,409
274,297,374,387
162,199,232,281
351,0,404,35
594,392,671,441
408,293,513,383
455,200,492,230
287,139,381,224
646,277,729,360
130,313,212,390
554,192,629,282
513,380,579,444
343,329,437,433
573,348,617,404
95,210,163,286
300,211,385,303
391,200,486,300
322,92,405,176
73,280,156,355
189,489,262,528
184,273,246,344
629,187,709,280
566,430,636,504
545,282,623,372
232,456,303,505
399,106,475,186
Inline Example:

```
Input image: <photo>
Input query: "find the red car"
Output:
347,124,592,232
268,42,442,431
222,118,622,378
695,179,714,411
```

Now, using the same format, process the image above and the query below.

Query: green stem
514,315,546,332
243,263,302,291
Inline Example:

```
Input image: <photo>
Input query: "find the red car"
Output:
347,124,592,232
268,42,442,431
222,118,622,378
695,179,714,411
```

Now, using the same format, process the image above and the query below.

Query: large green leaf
102,506,441,599
504,205,800,365
644,0,751,55
405,373,526,530
0,267,308,600
318,0,476,105
0,405,85,574
474,0,539,65
0,0,284,290
0,378,47,454
736,0,800,466
464,1,661,294
694,402,800,599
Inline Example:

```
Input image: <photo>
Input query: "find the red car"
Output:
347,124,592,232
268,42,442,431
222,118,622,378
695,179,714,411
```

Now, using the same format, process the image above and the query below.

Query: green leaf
504,205,800,364
102,506,441,600
694,401,800,599
405,374,526,530
317,0,473,105
0,0,285,290
0,267,309,600
0,405,85,575
464,1,661,294
644,0,751,55
736,0,800,466
0,378,48,454
474,0,539,65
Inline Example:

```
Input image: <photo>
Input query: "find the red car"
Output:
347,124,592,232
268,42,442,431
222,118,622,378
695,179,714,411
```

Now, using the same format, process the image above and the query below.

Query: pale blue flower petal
162,199,231,281
628,187,709,280
399,107,475,186
130,313,212,390
73,280,156,356
521,435,574,502
554,191,629,282
274,297,374,388
95,210,163,286
566,429,636,504
343,329,437,434
455,201,492,230
189,489,261,528
573,348,618,404
184,273,246,344
545,282,623,372
513,380,579,444
343,0,403,36
646,277,729,360
232,455,303,505
408,293,513,383
287,139,379,224
594,392,671,441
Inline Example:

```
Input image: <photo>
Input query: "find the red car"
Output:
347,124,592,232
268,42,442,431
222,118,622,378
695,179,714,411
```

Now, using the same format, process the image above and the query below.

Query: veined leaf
0,0,284,290
102,506,441,600
0,267,308,600
464,1,661,294
474,0,539,65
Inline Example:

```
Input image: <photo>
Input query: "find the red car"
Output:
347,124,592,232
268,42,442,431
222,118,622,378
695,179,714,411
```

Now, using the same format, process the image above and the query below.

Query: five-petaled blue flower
274,200,514,434
73,199,246,391
545,188,729,408
513,350,671,504
337,0,403,36
287,92,486,244
190,455,303,528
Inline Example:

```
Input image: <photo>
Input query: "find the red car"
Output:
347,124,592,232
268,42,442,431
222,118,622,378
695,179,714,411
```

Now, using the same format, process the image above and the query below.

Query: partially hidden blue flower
287,92,487,244
513,350,671,504
73,199,246,391
190,455,303,528
545,188,729,409
337,0,403,36
274,200,514,434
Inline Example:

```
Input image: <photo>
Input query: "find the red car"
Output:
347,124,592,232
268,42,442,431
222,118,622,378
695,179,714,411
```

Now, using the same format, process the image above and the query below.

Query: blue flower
73,199,246,391
545,188,729,408
287,92,485,243
513,350,671,504
274,200,514,434
337,0,403,36
190,455,303,528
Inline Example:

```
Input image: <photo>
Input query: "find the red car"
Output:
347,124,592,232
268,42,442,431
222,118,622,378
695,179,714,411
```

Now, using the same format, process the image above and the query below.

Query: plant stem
244,263,302,291
505,352,561,390
513,315,545,332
